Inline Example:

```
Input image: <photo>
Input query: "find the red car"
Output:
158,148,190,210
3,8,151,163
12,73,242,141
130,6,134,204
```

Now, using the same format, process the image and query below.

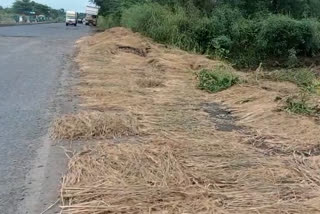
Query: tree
12,0,62,17
31,1,51,16
12,0,33,14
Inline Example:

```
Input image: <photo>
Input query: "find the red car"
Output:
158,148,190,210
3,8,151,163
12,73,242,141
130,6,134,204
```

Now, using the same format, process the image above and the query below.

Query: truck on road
84,6,99,26
66,11,78,26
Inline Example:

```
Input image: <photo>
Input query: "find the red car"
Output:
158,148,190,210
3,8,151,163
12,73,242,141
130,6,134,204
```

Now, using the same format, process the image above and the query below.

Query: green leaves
285,94,318,116
11,0,64,18
197,68,239,93
96,0,320,68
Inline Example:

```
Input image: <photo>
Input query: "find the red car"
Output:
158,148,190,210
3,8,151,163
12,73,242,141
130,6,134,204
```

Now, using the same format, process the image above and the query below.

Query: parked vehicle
66,11,78,26
85,6,99,26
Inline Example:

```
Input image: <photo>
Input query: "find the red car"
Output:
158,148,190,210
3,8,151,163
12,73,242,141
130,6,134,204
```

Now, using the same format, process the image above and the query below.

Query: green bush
211,35,232,58
229,18,261,67
197,67,239,93
121,4,245,56
122,4,177,42
257,15,320,57
192,6,243,55
98,14,121,29
122,3,200,51
102,2,320,68
305,18,320,55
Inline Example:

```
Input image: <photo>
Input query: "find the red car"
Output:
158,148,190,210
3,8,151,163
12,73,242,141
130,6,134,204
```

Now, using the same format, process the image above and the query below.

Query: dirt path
54,27,320,214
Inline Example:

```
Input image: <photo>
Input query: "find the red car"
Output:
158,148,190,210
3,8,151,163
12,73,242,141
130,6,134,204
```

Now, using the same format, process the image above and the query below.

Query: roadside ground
53,27,320,214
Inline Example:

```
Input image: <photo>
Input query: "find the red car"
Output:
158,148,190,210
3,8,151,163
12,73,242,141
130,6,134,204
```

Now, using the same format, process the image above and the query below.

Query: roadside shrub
122,4,246,57
257,15,319,57
229,18,261,67
122,4,179,43
197,67,239,93
98,14,121,29
121,4,159,34
122,3,202,52
304,18,320,55
211,35,232,58
190,17,218,53
199,6,243,55
110,3,320,68
210,5,243,36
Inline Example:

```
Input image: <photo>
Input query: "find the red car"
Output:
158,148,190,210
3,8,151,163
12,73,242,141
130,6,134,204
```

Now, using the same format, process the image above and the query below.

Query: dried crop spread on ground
56,28,320,213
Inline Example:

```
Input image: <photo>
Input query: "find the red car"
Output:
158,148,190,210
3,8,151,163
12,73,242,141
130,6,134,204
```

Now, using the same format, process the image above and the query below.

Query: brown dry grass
136,77,164,88
59,27,320,214
51,111,139,140
61,140,320,214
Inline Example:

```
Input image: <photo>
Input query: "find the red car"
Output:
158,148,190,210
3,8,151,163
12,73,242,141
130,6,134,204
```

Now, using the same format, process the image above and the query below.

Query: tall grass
121,4,199,51
100,3,320,68
98,15,121,30
262,68,319,90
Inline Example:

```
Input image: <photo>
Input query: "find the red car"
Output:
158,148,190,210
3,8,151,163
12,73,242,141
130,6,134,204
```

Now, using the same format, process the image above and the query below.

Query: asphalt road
0,23,92,214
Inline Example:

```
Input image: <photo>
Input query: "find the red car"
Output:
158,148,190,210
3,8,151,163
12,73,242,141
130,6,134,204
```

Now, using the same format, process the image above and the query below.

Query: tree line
0,0,65,20
92,0,320,18
92,0,320,67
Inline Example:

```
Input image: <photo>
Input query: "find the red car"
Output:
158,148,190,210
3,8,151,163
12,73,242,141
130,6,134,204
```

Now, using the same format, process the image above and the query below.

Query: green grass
262,69,320,116
103,2,320,68
263,68,319,90
197,67,239,93
284,93,318,116
97,15,120,30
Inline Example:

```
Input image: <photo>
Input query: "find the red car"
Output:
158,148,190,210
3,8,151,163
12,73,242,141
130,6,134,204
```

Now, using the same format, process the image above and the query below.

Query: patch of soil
202,102,243,132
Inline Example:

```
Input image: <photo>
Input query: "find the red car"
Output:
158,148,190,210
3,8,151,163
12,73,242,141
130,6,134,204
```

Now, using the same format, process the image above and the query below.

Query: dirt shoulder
54,27,320,214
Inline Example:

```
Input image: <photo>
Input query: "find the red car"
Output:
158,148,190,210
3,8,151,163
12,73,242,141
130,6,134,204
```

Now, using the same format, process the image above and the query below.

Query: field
52,27,320,214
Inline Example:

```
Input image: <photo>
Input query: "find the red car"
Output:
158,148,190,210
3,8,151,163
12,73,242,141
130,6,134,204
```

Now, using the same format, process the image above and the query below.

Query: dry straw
136,77,164,88
61,140,320,214
58,27,320,214
51,111,139,140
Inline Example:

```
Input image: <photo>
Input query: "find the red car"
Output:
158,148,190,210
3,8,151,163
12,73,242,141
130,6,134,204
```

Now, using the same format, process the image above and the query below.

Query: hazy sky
1,0,92,12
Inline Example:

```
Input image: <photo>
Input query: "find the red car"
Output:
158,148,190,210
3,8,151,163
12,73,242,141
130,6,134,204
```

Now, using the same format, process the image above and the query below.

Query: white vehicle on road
66,11,78,26
85,6,99,26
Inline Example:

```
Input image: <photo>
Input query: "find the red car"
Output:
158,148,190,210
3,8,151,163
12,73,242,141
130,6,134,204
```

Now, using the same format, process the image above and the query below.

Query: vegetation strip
94,0,320,68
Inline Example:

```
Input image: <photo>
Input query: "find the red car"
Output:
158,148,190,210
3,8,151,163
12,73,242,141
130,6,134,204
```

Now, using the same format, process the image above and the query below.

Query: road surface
0,23,92,213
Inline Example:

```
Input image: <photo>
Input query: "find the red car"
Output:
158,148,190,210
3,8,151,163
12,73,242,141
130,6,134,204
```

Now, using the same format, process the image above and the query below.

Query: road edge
0,21,63,27
18,135,67,214
16,41,84,214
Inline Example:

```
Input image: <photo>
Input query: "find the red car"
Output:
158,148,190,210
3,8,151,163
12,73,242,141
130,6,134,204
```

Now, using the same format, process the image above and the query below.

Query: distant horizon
1,0,93,12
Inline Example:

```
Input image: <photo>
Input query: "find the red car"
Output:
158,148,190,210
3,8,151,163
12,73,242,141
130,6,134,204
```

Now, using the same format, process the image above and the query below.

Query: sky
1,0,92,12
